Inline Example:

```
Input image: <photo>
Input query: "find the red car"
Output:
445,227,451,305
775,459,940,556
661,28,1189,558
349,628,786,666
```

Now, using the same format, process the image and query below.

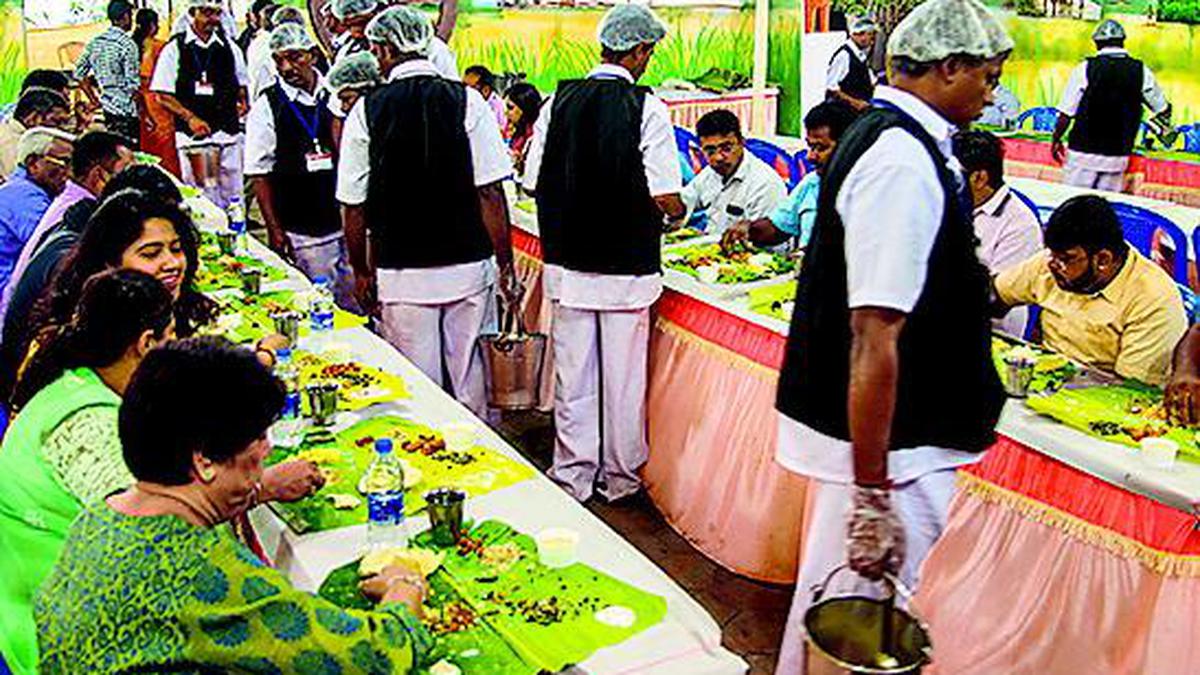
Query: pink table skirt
914,437,1200,674
511,227,808,583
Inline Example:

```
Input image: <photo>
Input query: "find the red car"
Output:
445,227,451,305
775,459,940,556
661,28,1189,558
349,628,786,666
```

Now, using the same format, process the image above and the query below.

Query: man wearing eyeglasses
0,128,74,301
677,109,786,236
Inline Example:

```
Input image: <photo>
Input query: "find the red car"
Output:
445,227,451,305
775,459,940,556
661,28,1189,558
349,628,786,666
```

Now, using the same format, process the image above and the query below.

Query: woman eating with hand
35,337,432,674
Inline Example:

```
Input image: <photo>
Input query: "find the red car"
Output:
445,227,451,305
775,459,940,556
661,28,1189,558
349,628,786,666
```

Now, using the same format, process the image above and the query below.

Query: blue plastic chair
1112,202,1190,285
795,148,816,174
1177,124,1200,153
674,126,706,185
1010,188,1043,226
745,138,802,191
1179,284,1200,324
1015,106,1059,133
1023,305,1042,342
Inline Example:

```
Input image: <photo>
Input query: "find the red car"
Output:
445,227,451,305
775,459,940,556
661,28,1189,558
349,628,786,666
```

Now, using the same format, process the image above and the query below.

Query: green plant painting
0,0,24,104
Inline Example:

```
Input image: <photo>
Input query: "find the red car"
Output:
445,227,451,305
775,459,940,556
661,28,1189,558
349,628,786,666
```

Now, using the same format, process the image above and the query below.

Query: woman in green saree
35,337,432,674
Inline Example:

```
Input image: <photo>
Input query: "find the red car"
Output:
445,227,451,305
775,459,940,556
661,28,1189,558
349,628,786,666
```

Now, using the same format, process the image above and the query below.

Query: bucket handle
497,294,527,338
809,563,916,606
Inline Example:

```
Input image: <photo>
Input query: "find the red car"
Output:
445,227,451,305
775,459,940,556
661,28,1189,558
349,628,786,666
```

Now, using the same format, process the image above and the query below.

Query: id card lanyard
285,94,333,172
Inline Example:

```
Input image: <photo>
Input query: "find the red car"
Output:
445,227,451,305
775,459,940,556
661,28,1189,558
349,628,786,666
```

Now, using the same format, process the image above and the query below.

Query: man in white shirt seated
678,109,786,236
953,129,1042,336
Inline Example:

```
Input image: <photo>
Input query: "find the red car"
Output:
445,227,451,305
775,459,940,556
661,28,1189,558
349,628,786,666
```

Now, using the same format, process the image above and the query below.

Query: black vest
364,76,492,270
1068,55,1145,157
776,106,1003,453
535,78,662,276
173,33,241,135
264,83,340,238
828,44,874,102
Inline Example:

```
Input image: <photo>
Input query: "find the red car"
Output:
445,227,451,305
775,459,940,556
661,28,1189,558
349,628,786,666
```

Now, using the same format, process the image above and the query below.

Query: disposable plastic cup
1140,437,1178,469
535,527,580,569
442,422,477,453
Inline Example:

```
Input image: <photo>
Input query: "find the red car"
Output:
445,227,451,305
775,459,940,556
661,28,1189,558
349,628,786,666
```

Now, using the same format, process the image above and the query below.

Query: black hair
133,8,160,53
953,129,1005,190
71,130,130,180
695,109,742,140
803,100,858,140
889,53,991,78
1044,195,1129,257
102,165,183,204
1095,38,1125,50
20,70,69,95
600,46,638,63
30,190,213,363
14,88,69,125
504,82,541,140
12,269,173,409
464,65,496,91
107,0,133,23
120,337,284,486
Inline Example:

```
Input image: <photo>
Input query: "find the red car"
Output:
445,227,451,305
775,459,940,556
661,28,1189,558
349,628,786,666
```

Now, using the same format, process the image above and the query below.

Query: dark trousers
105,114,140,148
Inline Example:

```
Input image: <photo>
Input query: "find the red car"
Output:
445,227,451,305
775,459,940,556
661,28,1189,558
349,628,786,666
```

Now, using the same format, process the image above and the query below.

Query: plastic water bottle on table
273,348,303,446
309,276,335,351
363,438,408,550
226,197,247,254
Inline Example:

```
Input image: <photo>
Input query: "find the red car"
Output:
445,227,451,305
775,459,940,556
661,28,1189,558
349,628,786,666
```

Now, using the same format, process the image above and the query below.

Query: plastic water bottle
226,197,247,254
273,348,303,446
309,276,335,351
364,438,408,550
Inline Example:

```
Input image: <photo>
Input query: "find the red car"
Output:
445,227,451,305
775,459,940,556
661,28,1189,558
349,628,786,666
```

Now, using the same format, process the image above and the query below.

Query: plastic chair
1010,188,1043,226
1177,124,1200,153
674,126,706,185
1015,106,1059,133
745,138,802,191
1023,305,1041,343
1112,202,1189,285
1179,284,1200,325
795,148,816,174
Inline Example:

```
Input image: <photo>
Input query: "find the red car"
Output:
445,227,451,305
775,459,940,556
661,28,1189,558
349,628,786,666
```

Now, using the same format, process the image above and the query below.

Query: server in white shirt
679,109,786,236
773,0,1010,671
151,0,250,209
523,5,685,503
246,6,307,101
245,24,356,310
1052,19,1172,192
337,6,518,418
331,0,380,63
826,15,877,111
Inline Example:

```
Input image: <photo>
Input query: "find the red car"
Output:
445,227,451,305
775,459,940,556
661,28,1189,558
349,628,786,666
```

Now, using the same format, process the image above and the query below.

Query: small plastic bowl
535,527,580,569
442,422,478,453
1140,437,1179,469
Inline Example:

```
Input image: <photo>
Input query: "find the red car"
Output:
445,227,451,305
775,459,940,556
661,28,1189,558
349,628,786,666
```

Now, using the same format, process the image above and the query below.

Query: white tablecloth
220,232,748,675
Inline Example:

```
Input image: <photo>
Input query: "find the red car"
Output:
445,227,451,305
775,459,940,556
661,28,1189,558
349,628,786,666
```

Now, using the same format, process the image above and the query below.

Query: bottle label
282,391,301,420
367,490,405,526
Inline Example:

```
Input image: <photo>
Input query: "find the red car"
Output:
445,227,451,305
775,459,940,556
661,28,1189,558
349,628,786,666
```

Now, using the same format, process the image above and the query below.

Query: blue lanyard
284,94,323,149
188,42,217,80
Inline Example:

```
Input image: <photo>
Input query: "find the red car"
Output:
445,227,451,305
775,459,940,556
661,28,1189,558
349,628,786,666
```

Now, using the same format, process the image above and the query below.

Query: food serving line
181,194,749,674
508,176,1200,673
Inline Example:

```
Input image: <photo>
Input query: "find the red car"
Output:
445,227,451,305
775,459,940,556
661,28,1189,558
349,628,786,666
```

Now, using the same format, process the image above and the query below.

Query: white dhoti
775,468,960,675
378,286,492,418
1062,149,1128,193
177,133,245,210
548,303,651,502
285,232,358,313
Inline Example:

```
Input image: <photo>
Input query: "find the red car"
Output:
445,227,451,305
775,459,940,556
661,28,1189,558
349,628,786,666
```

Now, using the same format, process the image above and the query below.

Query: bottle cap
275,347,291,361
374,438,394,453
313,276,329,285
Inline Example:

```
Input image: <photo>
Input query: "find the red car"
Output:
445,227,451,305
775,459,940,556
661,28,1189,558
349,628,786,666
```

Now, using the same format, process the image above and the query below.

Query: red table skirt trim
1002,136,1200,198
512,227,542,260
655,291,787,370
966,437,1200,563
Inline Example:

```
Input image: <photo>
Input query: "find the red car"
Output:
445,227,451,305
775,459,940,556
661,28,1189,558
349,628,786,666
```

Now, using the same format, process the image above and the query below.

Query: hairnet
1092,19,1125,41
597,4,668,52
186,0,223,9
331,0,379,20
327,52,382,92
365,6,433,56
848,15,877,34
269,23,315,53
271,5,305,27
887,0,1013,62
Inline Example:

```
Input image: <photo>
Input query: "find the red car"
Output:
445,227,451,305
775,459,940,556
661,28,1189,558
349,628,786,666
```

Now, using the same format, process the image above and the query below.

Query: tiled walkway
497,412,794,674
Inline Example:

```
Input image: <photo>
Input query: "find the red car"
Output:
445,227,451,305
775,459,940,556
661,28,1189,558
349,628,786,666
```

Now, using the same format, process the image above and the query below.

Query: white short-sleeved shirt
429,37,460,81
825,39,875,93
680,152,787,235
1058,47,1169,168
245,32,275,101
150,23,249,148
776,85,982,484
523,63,683,311
336,59,512,304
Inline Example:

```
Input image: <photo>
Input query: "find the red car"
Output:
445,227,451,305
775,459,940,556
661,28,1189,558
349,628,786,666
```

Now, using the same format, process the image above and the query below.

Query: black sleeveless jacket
173,32,241,135
1068,54,1146,157
263,83,340,238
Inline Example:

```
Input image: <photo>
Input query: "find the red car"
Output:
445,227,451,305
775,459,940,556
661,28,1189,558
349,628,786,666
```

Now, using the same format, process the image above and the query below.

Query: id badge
305,152,334,172
195,80,215,97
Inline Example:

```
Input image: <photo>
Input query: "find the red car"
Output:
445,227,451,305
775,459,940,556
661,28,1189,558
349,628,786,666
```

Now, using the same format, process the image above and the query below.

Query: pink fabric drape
914,439,1200,674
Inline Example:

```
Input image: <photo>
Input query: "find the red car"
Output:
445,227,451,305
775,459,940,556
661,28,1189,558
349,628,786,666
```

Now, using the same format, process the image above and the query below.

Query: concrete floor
496,411,794,674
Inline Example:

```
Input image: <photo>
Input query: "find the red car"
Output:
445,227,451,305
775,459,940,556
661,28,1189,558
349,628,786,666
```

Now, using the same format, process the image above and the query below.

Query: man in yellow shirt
994,195,1186,386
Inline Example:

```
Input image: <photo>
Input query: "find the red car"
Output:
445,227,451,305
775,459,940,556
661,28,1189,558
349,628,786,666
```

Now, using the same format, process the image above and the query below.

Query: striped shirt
74,27,141,118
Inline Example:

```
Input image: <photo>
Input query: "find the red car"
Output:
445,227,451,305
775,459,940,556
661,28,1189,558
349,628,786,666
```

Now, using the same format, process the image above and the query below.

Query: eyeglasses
40,154,71,169
701,141,738,157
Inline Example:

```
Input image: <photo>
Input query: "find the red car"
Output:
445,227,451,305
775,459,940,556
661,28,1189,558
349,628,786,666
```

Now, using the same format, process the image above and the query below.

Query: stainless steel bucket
182,143,222,194
804,565,932,674
479,298,546,410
